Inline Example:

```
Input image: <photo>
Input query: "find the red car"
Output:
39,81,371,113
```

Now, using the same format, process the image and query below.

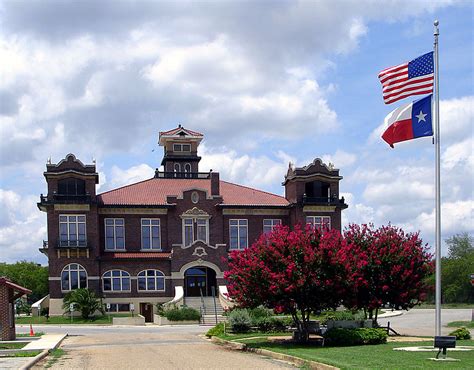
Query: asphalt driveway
26,325,296,369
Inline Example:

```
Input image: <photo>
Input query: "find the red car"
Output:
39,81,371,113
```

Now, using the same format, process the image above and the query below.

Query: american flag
378,52,434,104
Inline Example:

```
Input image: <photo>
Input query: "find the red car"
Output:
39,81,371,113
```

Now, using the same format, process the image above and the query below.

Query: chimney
210,171,220,196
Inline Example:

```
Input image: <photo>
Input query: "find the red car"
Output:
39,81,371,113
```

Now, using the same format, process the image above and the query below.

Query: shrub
319,310,361,324
228,308,252,333
62,288,104,319
163,306,200,321
449,327,471,340
206,322,225,338
324,328,388,346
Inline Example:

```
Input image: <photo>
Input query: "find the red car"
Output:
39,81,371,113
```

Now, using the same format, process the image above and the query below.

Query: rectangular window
184,218,194,246
59,215,86,247
263,219,282,234
306,216,331,230
196,219,208,243
173,143,191,152
105,218,125,250
107,303,131,312
229,219,248,250
141,219,161,250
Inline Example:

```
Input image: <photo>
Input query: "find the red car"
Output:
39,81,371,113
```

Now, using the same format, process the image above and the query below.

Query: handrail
199,287,206,315
211,286,218,325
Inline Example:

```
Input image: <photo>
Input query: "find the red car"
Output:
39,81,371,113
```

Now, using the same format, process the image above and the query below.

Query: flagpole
433,20,441,338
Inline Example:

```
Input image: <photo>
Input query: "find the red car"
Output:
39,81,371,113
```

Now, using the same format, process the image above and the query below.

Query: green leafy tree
62,288,104,319
442,233,474,303
0,261,48,303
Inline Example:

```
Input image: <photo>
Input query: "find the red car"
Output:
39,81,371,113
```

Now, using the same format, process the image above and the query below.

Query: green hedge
324,328,388,346
162,306,200,321
449,327,471,340
206,322,225,337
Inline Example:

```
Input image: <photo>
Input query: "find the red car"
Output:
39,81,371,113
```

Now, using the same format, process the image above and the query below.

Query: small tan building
0,277,31,340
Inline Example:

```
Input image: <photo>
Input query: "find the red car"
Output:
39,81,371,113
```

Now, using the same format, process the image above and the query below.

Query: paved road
20,325,296,369
378,308,473,336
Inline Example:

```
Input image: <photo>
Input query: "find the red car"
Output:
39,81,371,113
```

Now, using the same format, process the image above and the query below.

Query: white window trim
306,216,331,230
229,219,248,250
104,218,125,251
182,217,209,246
102,270,131,293
137,270,166,292
263,219,282,234
140,218,162,251
59,214,86,247
61,263,88,292
174,163,181,172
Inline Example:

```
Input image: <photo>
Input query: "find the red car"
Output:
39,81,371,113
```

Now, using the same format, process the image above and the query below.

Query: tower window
58,178,86,195
173,143,191,152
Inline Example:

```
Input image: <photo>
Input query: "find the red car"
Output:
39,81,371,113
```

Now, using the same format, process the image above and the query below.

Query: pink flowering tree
225,225,350,342
344,223,433,323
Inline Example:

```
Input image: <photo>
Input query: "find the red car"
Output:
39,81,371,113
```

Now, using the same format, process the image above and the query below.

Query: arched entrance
184,266,217,297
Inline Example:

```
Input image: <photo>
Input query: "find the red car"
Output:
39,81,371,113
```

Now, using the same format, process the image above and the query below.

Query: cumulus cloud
0,190,47,263
104,164,155,191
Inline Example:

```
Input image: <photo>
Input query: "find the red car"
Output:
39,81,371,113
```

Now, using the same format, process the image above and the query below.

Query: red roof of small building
0,277,32,294
98,178,289,207
159,126,203,137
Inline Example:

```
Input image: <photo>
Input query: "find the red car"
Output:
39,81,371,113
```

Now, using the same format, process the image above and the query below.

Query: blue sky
0,0,472,264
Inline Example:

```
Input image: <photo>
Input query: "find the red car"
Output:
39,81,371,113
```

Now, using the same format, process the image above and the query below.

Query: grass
16,314,130,325
414,303,474,309
17,331,44,337
447,321,474,328
6,350,42,357
241,338,474,369
0,342,27,350
44,348,66,368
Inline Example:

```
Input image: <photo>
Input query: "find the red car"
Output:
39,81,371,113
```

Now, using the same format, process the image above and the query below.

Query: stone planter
112,315,145,326
153,314,199,326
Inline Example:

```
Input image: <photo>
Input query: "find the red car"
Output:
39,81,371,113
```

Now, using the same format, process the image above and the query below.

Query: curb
19,334,68,370
210,336,338,370
19,349,49,370
378,310,403,318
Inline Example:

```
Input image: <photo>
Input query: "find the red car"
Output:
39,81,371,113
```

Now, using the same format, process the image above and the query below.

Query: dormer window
173,143,191,152
58,178,86,195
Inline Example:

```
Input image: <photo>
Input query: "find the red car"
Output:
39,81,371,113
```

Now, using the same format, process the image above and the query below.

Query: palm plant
62,288,104,319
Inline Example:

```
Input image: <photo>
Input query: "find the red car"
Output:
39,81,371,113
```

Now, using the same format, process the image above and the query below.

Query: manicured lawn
17,332,44,337
6,350,42,357
16,314,130,325
414,303,474,309
241,339,474,369
448,321,474,328
0,342,27,350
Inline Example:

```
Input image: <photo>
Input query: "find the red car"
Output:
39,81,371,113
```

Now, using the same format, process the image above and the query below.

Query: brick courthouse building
38,126,347,319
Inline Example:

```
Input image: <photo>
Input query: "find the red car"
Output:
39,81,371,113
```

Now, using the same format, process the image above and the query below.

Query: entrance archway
184,266,217,297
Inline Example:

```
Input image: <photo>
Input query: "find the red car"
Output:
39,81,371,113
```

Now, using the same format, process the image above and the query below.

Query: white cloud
0,190,46,263
199,145,294,193
322,150,357,169
104,164,155,191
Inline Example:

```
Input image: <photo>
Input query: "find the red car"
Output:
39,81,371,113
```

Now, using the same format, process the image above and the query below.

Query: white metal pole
433,20,441,337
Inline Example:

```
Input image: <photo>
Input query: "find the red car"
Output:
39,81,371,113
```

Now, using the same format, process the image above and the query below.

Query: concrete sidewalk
0,334,67,370
23,334,67,351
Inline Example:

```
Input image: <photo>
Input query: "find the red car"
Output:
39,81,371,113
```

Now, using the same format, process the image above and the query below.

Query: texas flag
381,94,433,148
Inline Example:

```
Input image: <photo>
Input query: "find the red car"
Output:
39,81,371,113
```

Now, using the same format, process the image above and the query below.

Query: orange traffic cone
29,324,35,337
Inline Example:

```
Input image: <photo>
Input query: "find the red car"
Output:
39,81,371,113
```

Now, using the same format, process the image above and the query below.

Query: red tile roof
0,277,32,294
103,252,172,259
159,126,203,137
98,178,289,206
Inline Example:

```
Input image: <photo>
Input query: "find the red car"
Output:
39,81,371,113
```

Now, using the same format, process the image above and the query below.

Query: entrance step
201,314,227,326
184,297,224,314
